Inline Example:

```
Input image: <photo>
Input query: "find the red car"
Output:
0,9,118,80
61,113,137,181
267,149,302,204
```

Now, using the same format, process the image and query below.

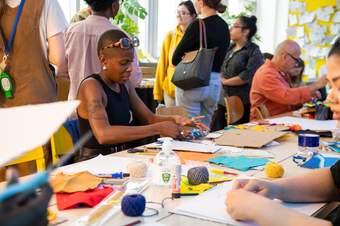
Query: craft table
1,126,337,225
44,128,338,226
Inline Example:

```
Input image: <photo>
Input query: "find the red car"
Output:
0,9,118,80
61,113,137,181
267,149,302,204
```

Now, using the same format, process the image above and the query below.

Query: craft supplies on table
171,181,325,225
208,156,269,171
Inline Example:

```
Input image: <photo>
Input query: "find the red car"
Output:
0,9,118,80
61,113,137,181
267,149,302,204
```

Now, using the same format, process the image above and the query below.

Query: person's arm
48,32,65,67
222,47,264,86
153,31,172,101
172,20,199,66
260,71,315,105
78,80,181,144
233,168,339,202
128,83,208,130
226,189,332,226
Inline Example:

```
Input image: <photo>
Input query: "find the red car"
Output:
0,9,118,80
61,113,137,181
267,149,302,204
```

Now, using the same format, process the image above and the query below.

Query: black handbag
172,19,216,90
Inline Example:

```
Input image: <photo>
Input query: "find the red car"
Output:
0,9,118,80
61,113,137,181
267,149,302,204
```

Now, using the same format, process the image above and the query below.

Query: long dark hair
179,1,197,17
203,0,226,13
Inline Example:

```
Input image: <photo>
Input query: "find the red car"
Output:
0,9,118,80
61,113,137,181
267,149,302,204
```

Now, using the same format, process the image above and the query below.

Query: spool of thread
121,194,146,217
298,134,320,152
127,161,148,178
187,166,209,185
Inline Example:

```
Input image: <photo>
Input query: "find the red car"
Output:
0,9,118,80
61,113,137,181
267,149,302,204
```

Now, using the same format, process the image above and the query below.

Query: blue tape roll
298,134,320,148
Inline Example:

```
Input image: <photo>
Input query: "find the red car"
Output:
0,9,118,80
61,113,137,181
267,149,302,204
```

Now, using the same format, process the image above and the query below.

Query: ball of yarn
264,162,284,178
127,161,148,178
187,166,209,185
121,194,146,217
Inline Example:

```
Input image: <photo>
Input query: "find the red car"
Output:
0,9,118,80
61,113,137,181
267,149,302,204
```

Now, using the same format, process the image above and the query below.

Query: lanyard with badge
0,0,26,99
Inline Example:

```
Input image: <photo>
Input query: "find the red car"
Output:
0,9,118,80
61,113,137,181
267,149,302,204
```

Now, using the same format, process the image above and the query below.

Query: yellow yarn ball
264,162,284,178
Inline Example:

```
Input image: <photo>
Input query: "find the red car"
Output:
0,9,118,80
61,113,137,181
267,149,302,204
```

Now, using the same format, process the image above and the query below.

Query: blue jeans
175,72,221,127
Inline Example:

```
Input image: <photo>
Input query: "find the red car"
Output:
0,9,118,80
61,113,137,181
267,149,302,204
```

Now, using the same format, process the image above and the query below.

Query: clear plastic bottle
152,137,181,186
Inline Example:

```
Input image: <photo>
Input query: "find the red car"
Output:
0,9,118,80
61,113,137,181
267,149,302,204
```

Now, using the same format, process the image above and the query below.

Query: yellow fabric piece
264,162,284,178
180,176,212,194
153,26,183,101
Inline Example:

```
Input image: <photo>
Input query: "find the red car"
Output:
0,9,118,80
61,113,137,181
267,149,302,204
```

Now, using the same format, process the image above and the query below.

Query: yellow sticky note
305,0,336,11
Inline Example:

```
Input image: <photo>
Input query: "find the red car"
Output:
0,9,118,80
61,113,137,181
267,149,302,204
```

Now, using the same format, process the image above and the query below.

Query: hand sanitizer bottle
152,137,180,186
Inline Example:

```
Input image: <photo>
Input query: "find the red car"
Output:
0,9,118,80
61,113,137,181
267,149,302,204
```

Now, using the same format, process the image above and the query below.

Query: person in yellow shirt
153,1,197,106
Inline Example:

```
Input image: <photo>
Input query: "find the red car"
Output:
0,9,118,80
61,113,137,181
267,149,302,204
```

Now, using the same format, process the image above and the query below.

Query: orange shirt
250,60,312,119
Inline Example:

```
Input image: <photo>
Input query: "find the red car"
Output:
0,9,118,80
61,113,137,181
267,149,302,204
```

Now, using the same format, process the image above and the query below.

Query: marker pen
96,172,130,179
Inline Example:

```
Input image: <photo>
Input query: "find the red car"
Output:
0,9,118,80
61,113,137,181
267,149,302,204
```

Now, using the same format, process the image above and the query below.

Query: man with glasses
249,40,327,119
58,0,142,103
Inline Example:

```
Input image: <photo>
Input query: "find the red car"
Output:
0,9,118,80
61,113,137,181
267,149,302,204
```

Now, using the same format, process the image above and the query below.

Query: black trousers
210,103,251,132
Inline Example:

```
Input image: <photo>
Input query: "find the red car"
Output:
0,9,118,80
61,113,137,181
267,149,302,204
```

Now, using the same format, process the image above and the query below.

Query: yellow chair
5,146,46,171
51,125,74,164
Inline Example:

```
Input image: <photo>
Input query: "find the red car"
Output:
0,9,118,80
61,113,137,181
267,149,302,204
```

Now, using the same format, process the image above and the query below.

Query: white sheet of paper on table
171,181,325,226
54,154,149,175
268,116,337,131
0,101,79,166
146,140,221,153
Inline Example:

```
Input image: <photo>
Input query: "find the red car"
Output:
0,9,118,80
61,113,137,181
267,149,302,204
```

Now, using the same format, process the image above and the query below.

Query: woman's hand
232,179,282,199
173,115,209,131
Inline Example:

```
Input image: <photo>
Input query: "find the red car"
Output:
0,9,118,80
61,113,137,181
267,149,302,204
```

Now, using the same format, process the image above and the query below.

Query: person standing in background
211,15,263,130
153,1,197,107
0,0,67,107
58,0,142,102
172,0,230,127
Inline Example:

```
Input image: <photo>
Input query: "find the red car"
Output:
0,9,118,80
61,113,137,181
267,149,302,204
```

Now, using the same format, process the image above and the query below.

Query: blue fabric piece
302,154,340,169
63,119,80,144
208,156,269,171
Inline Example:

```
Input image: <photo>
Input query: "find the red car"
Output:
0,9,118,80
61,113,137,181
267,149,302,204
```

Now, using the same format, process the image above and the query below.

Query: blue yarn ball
187,166,209,185
121,194,146,217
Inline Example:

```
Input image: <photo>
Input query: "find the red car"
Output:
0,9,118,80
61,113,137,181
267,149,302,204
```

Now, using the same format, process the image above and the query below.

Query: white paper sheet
0,101,79,166
54,154,149,175
268,116,337,131
316,7,333,22
289,15,298,25
296,26,304,38
299,12,315,24
146,140,221,153
334,11,340,23
172,182,324,226
331,24,340,36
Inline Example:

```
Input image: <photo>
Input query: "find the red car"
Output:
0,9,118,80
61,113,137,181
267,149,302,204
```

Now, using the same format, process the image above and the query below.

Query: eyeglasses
102,37,140,51
231,24,246,29
176,11,191,16
286,52,300,67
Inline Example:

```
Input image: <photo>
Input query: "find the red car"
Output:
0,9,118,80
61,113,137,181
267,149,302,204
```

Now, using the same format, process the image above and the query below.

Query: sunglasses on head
102,37,140,51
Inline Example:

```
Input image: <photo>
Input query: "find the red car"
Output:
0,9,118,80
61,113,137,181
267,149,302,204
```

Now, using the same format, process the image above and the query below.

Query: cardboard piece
215,129,286,148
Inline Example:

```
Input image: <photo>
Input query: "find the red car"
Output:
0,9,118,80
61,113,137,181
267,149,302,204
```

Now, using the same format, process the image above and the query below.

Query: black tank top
78,74,133,150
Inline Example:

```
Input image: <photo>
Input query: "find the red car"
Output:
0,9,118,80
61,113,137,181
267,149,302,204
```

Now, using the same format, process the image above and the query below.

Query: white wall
57,0,77,22
256,0,288,54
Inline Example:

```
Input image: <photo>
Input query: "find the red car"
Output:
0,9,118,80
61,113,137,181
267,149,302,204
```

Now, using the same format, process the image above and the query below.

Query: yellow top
153,26,183,101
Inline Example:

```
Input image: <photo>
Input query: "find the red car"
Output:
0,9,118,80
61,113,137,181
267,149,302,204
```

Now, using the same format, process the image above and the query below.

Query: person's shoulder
187,19,199,31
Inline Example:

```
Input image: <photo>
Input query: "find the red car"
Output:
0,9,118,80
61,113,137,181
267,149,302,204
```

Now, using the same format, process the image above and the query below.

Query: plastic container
152,137,180,186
